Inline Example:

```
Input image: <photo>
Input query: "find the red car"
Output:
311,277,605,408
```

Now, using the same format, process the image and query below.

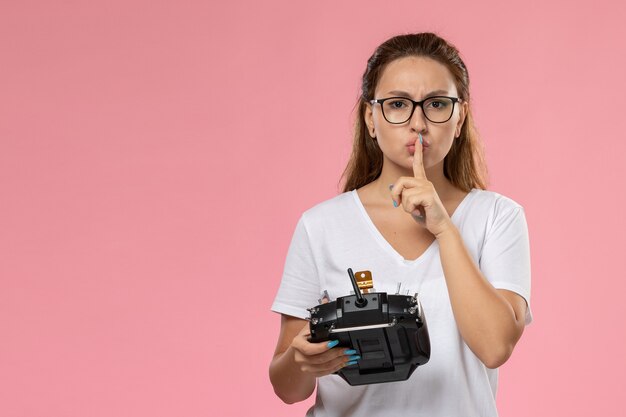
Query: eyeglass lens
382,97,455,123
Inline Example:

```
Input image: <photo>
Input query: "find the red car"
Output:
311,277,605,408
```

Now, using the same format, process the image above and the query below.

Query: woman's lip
407,145,426,154
407,144,427,150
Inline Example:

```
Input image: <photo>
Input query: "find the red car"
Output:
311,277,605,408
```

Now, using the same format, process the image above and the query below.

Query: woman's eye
391,101,406,108
427,100,448,109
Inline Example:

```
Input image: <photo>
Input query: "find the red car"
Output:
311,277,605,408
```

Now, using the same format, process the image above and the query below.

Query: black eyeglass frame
369,96,463,124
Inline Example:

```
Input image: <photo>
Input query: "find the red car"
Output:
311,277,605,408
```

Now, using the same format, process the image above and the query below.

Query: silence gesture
389,133,455,238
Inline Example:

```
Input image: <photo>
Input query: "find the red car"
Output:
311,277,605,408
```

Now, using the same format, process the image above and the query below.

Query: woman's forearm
436,225,521,368
269,346,316,404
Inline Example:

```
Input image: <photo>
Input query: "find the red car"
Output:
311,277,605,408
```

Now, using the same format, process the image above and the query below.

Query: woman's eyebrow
386,89,449,98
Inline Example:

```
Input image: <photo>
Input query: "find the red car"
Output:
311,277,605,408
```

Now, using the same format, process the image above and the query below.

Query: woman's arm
390,151,529,369
269,314,355,404
436,226,527,368
269,316,317,404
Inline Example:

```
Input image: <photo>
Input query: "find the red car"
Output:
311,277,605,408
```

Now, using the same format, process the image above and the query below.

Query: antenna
347,268,368,307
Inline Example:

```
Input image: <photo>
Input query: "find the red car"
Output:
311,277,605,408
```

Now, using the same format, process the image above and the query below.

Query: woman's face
364,56,467,173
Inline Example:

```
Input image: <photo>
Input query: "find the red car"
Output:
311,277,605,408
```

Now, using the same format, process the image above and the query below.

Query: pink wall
1,1,625,416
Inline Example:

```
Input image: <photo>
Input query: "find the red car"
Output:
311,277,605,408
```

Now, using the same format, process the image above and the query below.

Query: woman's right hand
290,323,361,377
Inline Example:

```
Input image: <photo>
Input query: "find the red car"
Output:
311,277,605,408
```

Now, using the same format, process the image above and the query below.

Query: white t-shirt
271,188,533,417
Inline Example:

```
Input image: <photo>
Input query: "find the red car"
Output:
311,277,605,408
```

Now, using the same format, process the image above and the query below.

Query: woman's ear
364,103,376,138
455,101,468,138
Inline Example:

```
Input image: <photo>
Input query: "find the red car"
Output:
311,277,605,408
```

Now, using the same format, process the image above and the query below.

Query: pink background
1,1,625,416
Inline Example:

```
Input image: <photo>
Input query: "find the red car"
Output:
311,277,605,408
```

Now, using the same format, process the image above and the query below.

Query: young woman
269,32,532,417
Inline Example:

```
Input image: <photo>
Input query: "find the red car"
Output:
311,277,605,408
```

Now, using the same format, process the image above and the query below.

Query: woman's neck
370,159,457,201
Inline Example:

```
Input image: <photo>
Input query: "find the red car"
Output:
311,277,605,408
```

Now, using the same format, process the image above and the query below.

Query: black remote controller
308,268,430,386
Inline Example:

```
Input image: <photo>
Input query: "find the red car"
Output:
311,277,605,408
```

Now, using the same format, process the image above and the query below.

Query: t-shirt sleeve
479,206,533,325
271,214,321,319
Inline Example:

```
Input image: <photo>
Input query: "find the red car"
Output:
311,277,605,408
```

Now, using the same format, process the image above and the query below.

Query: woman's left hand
389,137,455,238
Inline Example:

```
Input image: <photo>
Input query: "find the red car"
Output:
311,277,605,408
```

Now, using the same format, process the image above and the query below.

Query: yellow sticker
354,270,374,293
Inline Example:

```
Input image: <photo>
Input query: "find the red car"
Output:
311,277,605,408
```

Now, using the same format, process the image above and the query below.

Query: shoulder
300,191,357,231
462,188,527,236
468,188,524,215
300,191,356,225
467,190,527,236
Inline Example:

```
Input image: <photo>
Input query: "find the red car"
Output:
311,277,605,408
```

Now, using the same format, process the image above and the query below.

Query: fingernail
392,199,398,207
346,360,358,366
327,340,339,348
348,355,361,361
343,349,357,355
419,133,423,144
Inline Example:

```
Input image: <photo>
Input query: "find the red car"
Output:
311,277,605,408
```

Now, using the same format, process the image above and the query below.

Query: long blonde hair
339,32,489,193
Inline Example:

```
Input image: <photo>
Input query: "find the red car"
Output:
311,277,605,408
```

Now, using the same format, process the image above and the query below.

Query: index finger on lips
412,132,427,180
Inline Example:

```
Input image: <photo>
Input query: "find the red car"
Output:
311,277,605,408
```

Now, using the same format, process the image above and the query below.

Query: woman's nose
409,105,427,131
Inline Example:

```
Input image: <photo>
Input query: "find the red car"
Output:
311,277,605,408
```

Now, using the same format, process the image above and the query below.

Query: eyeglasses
369,96,462,124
